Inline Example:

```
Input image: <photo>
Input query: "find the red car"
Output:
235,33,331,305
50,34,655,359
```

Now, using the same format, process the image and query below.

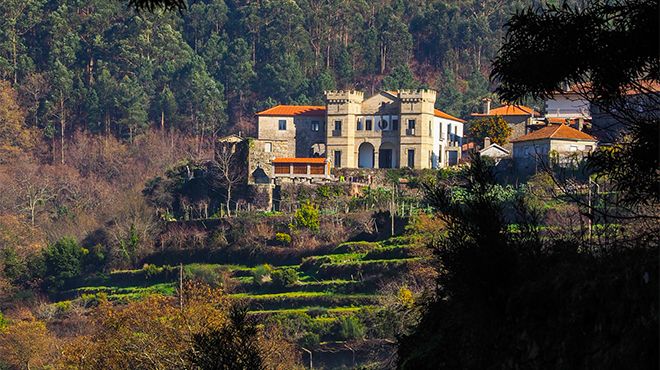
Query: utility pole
390,183,395,236
179,263,184,310
587,178,599,244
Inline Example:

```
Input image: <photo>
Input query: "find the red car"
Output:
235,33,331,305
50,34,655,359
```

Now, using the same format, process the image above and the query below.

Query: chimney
482,98,491,114
484,136,491,148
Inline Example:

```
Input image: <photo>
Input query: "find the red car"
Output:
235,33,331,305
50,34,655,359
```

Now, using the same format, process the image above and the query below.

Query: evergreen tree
382,64,419,90
115,75,149,141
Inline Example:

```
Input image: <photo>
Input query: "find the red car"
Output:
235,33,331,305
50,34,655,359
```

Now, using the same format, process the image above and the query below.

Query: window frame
407,149,415,168
334,150,342,168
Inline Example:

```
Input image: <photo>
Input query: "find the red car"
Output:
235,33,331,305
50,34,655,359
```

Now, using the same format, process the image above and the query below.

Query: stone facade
254,89,465,181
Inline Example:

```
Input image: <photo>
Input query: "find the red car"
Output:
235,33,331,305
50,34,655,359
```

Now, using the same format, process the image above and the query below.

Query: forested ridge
0,0,542,159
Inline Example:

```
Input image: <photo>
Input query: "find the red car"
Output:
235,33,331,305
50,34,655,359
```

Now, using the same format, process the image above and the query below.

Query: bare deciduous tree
212,141,246,217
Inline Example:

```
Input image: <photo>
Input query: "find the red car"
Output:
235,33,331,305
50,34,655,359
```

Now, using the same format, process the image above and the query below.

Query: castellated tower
324,90,364,168
398,89,437,169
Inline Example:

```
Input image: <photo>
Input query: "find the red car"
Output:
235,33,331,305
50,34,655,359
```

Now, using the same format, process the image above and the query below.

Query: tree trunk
60,96,65,165
380,42,386,74
226,185,232,217
104,114,110,148
161,110,165,132
30,203,35,226
12,32,18,85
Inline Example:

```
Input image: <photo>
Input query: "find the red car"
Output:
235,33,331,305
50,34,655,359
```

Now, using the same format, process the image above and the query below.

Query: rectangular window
366,119,373,131
407,119,416,130
334,150,342,168
334,120,342,131
264,142,272,153
278,120,287,130
407,149,415,168
392,119,399,130
357,118,363,130
311,121,320,132
429,121,432,137
447,124,451,141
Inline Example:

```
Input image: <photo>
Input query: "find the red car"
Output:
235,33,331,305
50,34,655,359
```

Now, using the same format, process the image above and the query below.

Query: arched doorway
379,142,396,168
358,142,375,168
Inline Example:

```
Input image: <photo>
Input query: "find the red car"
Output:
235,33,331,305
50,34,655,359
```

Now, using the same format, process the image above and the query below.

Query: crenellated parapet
325,90,364,115
324,90,365,104
397,89,437,103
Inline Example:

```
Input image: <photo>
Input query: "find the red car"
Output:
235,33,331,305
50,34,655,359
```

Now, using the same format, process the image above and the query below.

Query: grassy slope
57,237,419,315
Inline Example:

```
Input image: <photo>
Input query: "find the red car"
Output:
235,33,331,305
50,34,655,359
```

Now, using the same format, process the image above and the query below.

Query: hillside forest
0,0,544,155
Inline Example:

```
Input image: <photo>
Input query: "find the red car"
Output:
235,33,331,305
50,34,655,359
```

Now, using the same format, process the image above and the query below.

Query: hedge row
234,293,380,310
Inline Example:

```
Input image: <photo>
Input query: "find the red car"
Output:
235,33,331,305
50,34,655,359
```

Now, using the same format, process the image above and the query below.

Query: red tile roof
472,104,540,117
546,117,570,124
434,109,465,123
257,104,466,123
511,124,596,143
272,157,327,164
257,105,326,116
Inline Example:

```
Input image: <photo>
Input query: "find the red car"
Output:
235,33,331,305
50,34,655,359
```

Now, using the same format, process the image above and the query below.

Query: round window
379,119,388,130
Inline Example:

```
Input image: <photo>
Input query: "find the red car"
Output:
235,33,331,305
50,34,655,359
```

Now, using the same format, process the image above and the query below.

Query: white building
511,124,597,171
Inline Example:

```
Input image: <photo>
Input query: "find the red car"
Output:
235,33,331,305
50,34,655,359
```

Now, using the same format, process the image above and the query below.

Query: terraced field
56,236,421,317
51,236,424,368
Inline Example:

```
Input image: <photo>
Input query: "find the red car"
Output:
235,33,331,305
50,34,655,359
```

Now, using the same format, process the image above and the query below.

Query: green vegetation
292,201,320,232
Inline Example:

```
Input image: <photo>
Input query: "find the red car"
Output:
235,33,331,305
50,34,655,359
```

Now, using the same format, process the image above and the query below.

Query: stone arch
358,142,375,168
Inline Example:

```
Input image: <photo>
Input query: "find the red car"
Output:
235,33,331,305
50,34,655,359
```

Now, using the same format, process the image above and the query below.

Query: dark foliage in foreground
397,157,658,369
188,305,265,370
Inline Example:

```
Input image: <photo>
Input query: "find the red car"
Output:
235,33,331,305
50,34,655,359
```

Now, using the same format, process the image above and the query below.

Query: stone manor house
248,89,465,182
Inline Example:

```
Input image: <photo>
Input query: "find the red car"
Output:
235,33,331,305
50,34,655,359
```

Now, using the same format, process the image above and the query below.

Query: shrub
184,264,233,288
306,306,329,317
252,264,272,286
43,237,85,292
275,232,292,246
299,332,320,348
363,246,413,260
300,256,332,273
293,201,320,232
334,241,380,254
270,268,298,288
143,264,162,278
337,316,365,341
